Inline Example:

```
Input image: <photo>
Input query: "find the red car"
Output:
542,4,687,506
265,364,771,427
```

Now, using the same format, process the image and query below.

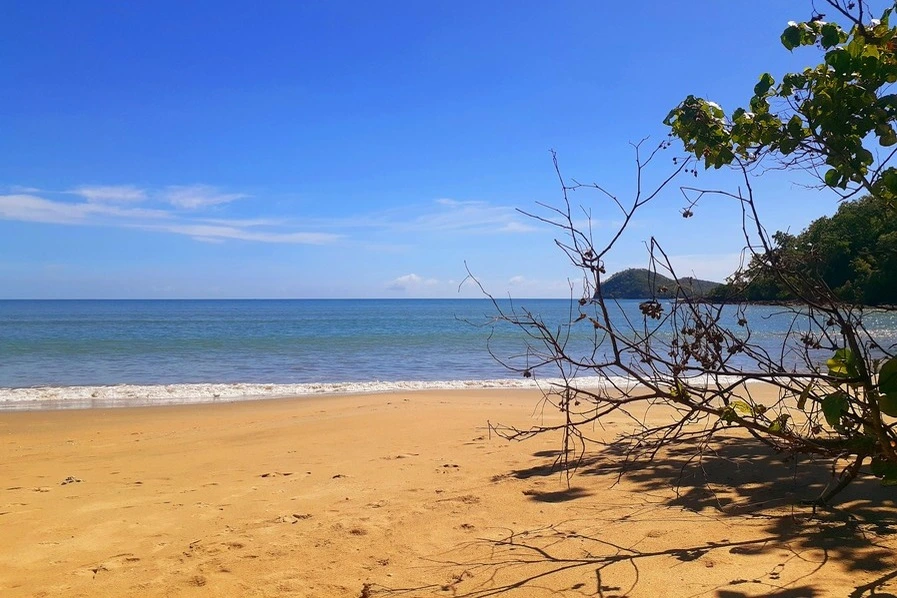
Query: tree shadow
377,433,897,597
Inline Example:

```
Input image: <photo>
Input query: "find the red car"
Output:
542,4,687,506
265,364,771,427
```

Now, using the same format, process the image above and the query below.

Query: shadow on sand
377,433,897,597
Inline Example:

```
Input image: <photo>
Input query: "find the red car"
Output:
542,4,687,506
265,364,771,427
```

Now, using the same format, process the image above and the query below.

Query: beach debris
442,463,459,468
61,476,82,485
259,471,293,478
332,473,347,479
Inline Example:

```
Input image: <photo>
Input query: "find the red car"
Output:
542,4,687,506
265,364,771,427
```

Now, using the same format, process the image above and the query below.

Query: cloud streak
69,185,147,203
162,185,247,209
0,186,536,248
408,199,538,234
0,190,338,245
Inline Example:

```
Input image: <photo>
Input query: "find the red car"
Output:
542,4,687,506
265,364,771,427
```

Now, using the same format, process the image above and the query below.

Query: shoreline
0,378,585,412
0,374,771,412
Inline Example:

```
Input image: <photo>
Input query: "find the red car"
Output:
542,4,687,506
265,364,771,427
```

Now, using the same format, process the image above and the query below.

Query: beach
2,386,895,597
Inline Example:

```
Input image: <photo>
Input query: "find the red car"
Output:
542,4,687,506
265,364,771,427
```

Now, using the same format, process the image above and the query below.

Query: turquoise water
1,299,517,387
1,299,895,409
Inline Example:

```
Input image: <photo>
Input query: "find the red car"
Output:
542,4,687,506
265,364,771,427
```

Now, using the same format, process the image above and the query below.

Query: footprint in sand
381,453,419,460
77,553,141,577
275,513,312,524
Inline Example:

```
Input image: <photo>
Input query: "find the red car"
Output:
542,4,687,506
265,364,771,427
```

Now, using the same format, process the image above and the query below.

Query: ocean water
1,299,895,410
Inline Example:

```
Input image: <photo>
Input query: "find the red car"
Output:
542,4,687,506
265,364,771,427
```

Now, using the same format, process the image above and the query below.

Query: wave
0,375,762,411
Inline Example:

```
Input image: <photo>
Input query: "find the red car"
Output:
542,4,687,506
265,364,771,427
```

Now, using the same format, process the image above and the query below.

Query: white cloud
0,192,338,246
163,185,246,209
153,223,338,244
387,273,438,292
0,194,86,224
405,199,538,234
508,275,526,285
70,185,147,203
0,187,540,249
0,193,168,224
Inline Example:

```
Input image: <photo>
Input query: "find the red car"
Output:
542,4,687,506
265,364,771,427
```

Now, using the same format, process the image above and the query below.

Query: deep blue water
2,299,896,389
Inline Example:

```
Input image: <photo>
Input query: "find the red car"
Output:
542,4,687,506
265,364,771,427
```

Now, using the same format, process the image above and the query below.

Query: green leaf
871,456,897,486
824,168,841,187
781,25,801,50
820,23,843,49
879,126,897,147
827,348,859,378
797,384,812,410
879,393,897,417
754,73,775,96
720,405,737,424
827,48,852,74
879,357,897,395
822,391,848,428
768,414,789,433
731,399,754,415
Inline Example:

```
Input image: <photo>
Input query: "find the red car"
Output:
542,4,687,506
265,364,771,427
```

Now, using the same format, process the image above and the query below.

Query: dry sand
1,387,895,597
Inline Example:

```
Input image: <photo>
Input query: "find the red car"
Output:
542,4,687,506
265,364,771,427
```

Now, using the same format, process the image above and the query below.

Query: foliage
665,1,897,203
709,194,897,305
602,268,720,299
488,1,897,505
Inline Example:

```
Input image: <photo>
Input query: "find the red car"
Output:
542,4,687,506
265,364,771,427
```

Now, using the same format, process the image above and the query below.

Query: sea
2,299,896,410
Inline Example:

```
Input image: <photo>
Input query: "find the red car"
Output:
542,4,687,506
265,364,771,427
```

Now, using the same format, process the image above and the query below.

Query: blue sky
0,1,867,298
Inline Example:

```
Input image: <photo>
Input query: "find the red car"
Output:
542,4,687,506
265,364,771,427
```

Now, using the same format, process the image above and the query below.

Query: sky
0,1,875,298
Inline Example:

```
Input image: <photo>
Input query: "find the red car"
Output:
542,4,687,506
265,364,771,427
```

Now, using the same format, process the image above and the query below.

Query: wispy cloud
162,185,247,209
0,190,337,245
69,185,147,203
0,194,169,225
0,186,538,247
408,199,538,234
153,223,338,244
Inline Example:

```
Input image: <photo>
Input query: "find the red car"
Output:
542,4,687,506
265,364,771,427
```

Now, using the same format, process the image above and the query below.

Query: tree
488,0,897,505
709,193,897,305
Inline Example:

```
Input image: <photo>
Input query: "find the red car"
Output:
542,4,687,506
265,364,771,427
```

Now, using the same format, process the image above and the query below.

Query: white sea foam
0,374,760,411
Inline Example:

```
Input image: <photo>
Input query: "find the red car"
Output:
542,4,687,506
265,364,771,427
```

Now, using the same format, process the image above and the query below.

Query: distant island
601,268,721,299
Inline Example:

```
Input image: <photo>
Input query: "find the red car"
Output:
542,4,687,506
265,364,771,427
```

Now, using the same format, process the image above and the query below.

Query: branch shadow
378,434,897,597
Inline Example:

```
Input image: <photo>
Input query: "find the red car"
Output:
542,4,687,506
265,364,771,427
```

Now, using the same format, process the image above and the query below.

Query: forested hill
601,268,721,299
707,194,897,306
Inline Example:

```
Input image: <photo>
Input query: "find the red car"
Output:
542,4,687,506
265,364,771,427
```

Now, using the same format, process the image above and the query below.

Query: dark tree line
709,193,897,305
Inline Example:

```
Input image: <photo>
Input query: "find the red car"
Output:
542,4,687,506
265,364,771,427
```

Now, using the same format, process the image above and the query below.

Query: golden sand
1,387,895,597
